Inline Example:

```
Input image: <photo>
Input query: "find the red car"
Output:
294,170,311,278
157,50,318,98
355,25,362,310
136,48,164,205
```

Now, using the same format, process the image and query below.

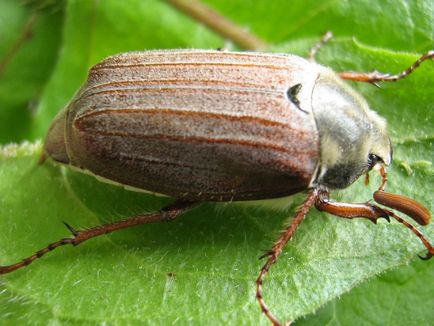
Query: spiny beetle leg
63,221,79,236
0,200,198,275
256,190,319,326
377,207,434,260
259,249,275,260
338,50,434,84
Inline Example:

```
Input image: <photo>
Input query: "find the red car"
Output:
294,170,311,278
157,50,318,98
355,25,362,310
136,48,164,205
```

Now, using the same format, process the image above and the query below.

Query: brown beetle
0,46,433,326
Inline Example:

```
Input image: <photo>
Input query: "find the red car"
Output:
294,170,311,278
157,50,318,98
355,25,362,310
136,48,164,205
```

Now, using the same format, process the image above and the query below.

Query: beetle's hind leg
338,50,434,84
0,200,198,275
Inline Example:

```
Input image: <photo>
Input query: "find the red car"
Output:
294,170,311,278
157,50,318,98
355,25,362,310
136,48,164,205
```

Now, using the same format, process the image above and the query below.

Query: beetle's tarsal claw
382,215,391,223
63,221,79,236
372,214,391,224
418,251,433,261
368,215,390,224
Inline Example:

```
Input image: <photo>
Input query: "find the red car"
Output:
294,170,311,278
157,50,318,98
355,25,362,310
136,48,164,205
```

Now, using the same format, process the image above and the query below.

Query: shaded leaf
0,0,64,143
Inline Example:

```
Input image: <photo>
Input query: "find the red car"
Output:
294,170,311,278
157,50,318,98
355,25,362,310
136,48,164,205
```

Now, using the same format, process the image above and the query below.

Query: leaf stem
164,0,269,50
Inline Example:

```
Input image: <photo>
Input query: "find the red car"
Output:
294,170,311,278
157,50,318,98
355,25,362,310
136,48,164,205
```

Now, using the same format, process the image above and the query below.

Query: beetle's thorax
310,65,392,189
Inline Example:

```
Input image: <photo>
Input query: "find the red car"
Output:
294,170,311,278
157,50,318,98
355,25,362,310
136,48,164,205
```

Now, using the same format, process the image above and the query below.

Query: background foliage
0,0,433,324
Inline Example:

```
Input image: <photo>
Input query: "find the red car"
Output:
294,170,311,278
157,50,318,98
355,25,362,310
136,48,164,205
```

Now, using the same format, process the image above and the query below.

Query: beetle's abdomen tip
43,109,70,165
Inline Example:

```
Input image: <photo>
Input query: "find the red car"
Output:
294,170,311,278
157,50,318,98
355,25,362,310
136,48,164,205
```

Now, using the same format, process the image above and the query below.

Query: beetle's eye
368,153,383,170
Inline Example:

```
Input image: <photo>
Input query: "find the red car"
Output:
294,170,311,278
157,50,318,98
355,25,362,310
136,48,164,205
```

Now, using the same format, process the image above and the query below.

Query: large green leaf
0,0,63,143
298,258,434,326
0,0,432,324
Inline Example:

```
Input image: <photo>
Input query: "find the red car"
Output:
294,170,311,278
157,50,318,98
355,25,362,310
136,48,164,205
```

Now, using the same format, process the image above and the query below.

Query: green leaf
0,0,433,325
0,0,64,143
297,258,434,326
31,0,223,138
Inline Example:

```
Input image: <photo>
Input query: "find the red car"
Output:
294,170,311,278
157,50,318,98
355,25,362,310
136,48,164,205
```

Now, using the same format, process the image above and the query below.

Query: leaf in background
31,0,223,138
205,0,433,51
0,0,64,143
0,0,433,325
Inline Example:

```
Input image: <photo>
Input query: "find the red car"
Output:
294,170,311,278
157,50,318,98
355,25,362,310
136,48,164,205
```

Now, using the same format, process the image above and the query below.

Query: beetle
1,46,433,325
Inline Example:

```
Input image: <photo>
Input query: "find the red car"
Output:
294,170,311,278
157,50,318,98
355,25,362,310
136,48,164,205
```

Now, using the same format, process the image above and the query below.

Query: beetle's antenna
0,201,197,275
308,31,333,62
256,190,318,326
338,50,434,83
364,172,370,186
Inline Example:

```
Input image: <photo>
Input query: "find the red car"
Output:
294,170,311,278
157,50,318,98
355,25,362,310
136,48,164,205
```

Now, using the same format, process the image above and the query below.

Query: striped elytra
44,50,321,201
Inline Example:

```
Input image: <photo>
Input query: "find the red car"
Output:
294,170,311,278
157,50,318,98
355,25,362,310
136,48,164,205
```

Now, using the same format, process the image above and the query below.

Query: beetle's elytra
45,51,320,201
2,48,433,326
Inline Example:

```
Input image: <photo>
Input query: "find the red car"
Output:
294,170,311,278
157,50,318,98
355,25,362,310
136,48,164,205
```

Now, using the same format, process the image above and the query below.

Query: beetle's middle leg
338,50,433,84
0,200,198,275
308,31,333,62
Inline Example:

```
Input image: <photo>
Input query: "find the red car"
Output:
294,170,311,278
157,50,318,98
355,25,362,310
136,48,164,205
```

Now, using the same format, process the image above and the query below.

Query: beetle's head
311,67,392,189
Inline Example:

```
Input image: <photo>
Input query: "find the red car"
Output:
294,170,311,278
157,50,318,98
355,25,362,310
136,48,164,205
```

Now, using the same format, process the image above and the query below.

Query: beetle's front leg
315,189,390,224
315,189,434,259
